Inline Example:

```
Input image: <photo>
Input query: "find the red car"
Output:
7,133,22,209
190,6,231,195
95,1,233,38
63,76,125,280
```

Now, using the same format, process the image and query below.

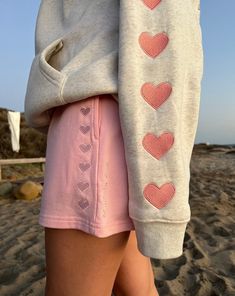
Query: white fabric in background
7,111,21,152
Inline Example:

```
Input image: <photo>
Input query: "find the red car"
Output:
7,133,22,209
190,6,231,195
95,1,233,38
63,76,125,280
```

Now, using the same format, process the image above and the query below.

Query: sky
0,1,234,144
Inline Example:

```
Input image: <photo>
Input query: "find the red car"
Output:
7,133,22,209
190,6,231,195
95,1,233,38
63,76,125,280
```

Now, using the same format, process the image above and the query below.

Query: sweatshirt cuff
132,219,189,259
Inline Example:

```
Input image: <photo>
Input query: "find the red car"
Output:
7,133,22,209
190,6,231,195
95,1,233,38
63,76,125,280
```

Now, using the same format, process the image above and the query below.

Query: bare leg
44,227,131,296
112,230,159,296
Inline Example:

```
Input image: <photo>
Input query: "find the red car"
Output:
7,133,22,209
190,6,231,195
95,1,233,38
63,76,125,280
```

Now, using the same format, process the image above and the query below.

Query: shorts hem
38,215,135,237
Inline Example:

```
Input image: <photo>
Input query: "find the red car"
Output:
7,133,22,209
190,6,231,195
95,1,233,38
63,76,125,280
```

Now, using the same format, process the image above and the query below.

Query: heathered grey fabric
24,0,203,259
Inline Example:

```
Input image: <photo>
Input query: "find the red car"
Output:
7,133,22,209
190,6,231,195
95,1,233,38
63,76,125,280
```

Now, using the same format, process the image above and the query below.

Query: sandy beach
0,143,234,296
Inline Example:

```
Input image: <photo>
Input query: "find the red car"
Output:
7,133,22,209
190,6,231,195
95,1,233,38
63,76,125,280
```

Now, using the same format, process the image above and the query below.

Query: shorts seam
92,96,100,141
39,214,133,229
94,96,100,223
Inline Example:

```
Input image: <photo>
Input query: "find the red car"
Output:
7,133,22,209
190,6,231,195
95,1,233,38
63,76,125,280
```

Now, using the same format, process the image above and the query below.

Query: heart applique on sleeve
142,0,161,10
141,82,172,110
143,182,175,209
138,0,176,212
139,32,169,58
142,132,174,160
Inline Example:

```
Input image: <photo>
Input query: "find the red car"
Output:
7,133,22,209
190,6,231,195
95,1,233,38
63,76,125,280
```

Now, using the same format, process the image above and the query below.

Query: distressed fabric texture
24,0,203,259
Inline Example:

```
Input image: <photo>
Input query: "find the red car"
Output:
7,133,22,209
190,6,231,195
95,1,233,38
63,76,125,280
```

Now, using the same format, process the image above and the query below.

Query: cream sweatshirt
24,0,203,259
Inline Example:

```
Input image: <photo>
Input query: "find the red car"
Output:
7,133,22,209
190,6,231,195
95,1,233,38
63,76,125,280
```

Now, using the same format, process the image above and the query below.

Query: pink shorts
39,94,135,237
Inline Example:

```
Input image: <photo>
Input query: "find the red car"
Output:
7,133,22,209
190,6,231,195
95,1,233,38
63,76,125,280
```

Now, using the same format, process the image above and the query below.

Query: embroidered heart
80,107,90,115
77,181,89,191
80,125,90,134
79,144,91,153
143,182,175,209
139,32,169,58
142,132,174,159
78,197,89,209
141,82,172,109
142,0,161,10
79,162,90,172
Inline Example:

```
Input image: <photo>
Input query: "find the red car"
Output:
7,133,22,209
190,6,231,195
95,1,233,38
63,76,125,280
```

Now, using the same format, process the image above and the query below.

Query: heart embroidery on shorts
141,82,172,109
79,144,91,153
77,181,89,191
79,162,90,172
139,32,169,58
142,0,161,10
143,182,175,209
80,107,90,115
142,132,174,159
78,197,89,209
80,125,90,134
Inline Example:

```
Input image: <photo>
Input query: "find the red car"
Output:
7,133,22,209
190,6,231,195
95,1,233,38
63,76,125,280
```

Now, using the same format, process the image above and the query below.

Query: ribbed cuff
132,219,188,259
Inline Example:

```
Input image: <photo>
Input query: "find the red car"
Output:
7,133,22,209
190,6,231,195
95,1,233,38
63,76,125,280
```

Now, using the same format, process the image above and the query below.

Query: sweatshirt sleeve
118,0,203,259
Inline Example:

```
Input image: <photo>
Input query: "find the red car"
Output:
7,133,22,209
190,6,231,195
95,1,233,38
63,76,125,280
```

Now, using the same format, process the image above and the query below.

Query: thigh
44,227,131,296
113,231,158,296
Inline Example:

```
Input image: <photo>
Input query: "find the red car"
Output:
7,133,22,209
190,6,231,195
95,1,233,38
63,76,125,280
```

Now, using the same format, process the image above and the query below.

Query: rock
210,148,230,153
226,149,235,155
13,180,43,200
0,182,13,196
218,192,229,203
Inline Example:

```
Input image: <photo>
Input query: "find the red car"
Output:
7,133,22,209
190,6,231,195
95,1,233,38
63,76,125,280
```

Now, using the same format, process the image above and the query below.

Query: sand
0,144,235,296
151,145,235,296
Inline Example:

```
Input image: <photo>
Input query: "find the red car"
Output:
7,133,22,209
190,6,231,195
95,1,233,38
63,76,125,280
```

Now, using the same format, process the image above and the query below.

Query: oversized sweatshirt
24,0,203,259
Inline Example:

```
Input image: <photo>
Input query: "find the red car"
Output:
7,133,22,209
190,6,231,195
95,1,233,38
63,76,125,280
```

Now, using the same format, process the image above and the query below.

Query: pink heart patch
77,181,89,191
141,82,172,109
139,32,169,58
142,0,161,10
80,125,90,134
143,182,175,209
78,197,89,209
80,107,90,116
79,162,90,172
79,143,91,153
142,132,174,159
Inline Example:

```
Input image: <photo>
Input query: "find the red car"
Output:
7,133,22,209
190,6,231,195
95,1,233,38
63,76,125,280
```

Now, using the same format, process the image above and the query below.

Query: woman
24,0,203,295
